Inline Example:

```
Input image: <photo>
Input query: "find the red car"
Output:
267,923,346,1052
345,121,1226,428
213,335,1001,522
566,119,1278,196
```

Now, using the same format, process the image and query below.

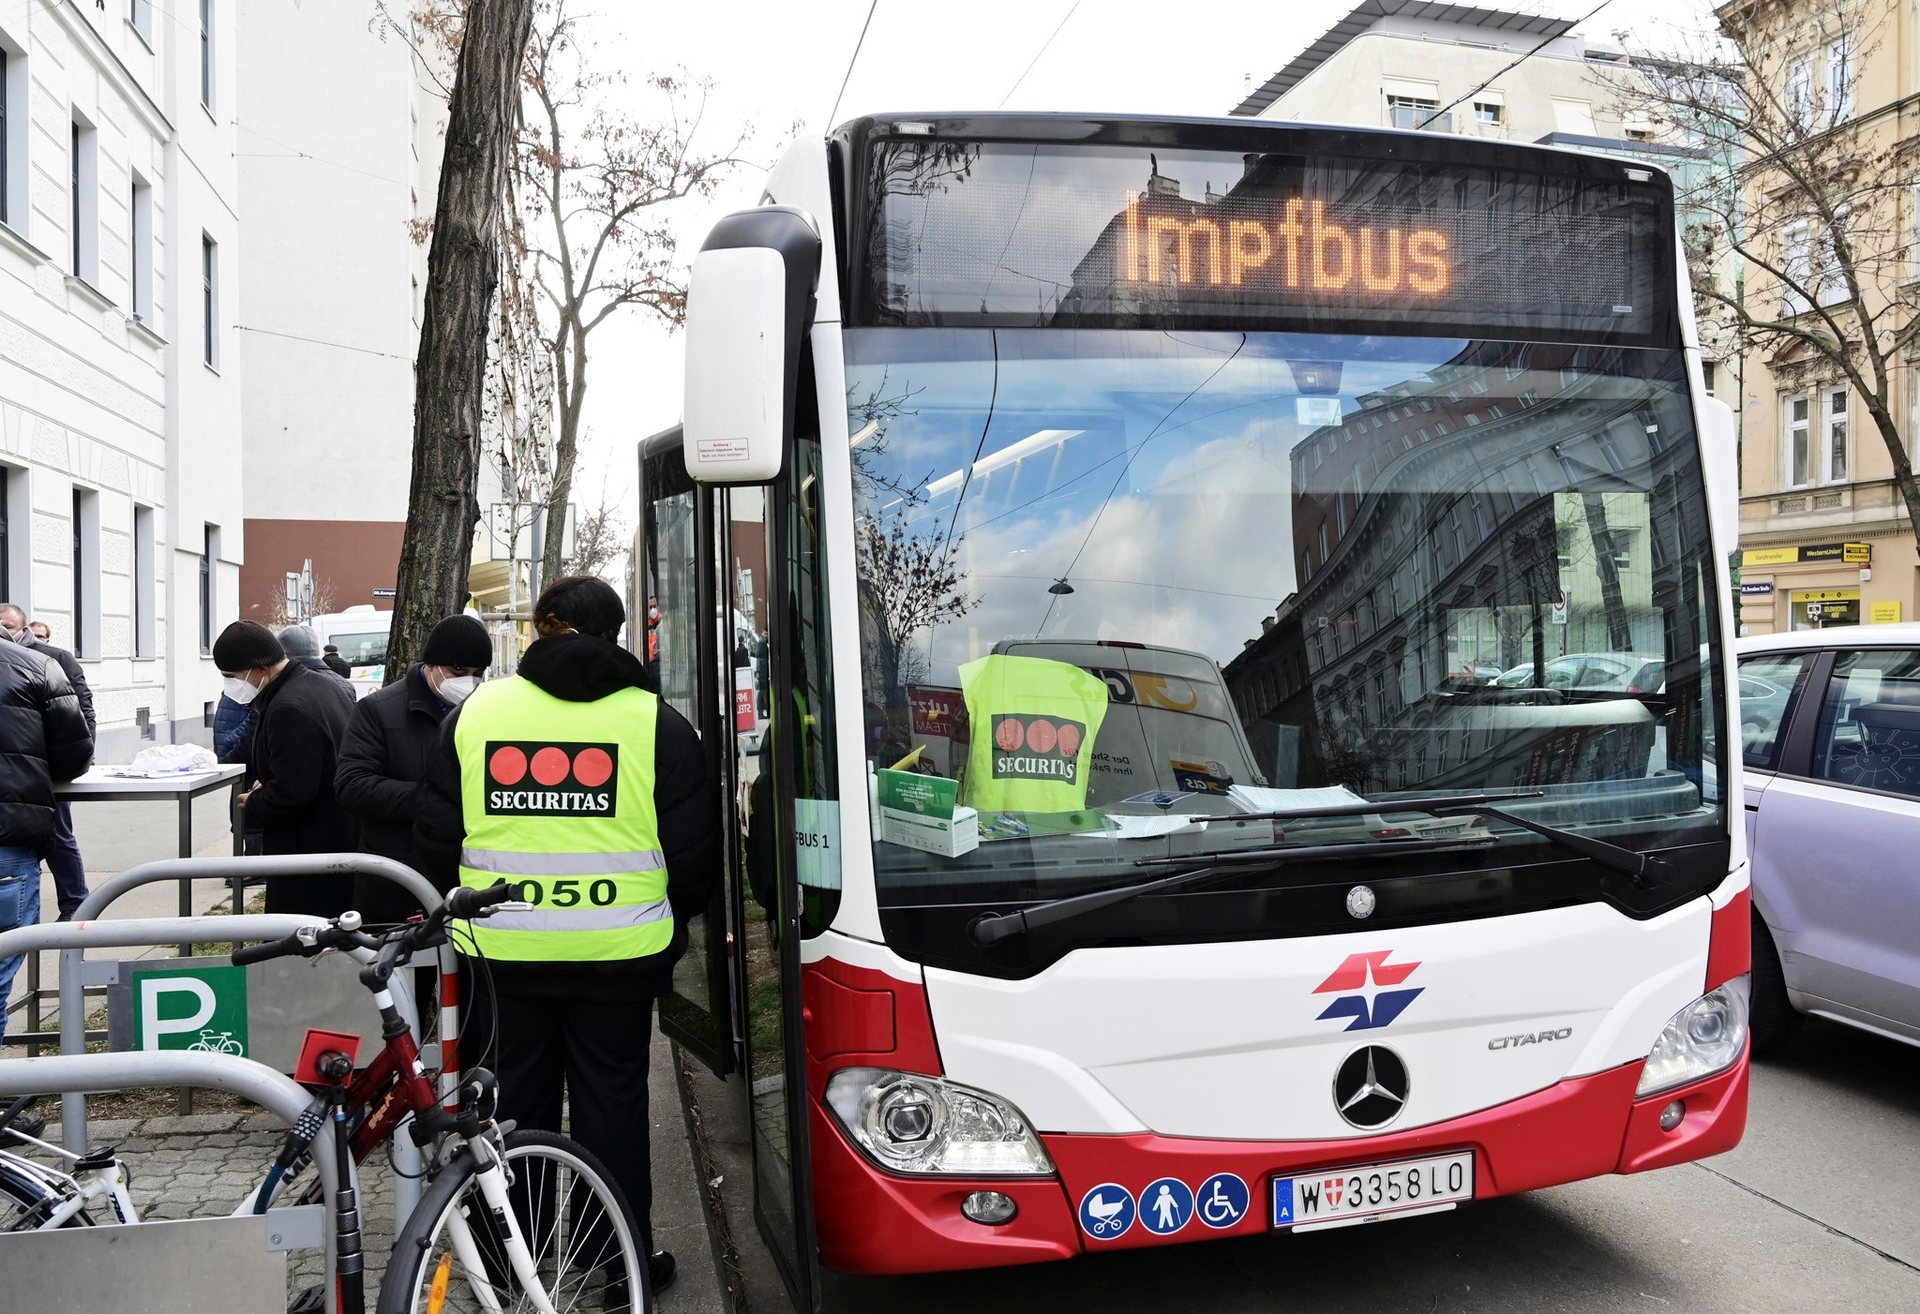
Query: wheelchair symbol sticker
1196,1172,1250,1229
1078,1183,1136,1239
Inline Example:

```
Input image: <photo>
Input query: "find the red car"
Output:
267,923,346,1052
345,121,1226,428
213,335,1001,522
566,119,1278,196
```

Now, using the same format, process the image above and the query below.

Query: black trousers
462,977,656,1254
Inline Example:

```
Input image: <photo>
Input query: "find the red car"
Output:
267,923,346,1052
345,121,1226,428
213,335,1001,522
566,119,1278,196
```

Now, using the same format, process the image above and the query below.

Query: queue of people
203,581,706,1294
0,587,704,1291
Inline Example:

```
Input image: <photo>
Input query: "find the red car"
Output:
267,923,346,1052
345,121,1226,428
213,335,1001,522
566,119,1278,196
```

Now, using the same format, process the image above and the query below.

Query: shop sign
1798,588,1860,603
1738,582,1774,596
1744,542,1871,566
1871,601,1903,624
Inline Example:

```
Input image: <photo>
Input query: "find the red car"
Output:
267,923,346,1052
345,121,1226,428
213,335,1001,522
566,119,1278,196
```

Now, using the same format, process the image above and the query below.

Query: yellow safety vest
453,675,672,962
958,655,1109,814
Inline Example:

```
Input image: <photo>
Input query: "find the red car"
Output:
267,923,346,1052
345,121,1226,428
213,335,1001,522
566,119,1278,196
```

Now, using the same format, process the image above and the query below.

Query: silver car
1737,624,1920,1052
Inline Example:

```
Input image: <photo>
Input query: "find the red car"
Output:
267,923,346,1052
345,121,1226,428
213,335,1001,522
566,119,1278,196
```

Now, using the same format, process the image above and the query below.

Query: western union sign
1741,541,1870,567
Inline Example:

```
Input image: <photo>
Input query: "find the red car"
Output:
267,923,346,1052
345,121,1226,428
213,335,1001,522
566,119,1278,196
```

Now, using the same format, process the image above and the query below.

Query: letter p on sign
132,964,249,1054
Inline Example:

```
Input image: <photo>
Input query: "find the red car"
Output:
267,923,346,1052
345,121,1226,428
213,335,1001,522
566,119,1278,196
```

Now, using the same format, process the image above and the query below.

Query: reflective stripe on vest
453,676,672,963
958,654,1109,814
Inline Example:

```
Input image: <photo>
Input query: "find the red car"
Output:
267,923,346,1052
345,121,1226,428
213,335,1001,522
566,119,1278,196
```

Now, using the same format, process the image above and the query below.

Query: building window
70,115,98,284
1787,394,1812,486
129,1,152,41
1472,101,1503,125
1825,388,1848,482
1786,54,1812,122
200,524,218,653
131,173,153,322
200,0,214,110
1782,221,1811,313
0,44,13,228
1827,35,1854,123
1318,523,1330,563
134,504,156,657
1702,361,1717,395
1384,94,1440,130
1300,549,1313,584
72,487,99,658
1551,98,1596,135
202,234,218,367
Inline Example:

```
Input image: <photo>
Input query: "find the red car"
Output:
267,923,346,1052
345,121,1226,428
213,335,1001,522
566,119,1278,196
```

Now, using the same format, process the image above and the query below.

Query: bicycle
1,883,650,1313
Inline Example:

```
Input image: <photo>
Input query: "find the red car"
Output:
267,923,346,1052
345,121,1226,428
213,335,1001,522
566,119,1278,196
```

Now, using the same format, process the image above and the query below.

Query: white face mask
223,674,262,706
437,675,480,706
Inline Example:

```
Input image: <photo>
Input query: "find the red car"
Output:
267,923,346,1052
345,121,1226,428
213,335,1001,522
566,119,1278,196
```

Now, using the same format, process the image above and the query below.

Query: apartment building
1716,0,1916,634
234,2,446,622
1232,0,1739,408
0,0,243,759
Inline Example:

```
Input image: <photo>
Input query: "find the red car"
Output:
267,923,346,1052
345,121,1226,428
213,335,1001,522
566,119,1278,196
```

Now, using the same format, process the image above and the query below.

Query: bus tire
1749,912,1801,1056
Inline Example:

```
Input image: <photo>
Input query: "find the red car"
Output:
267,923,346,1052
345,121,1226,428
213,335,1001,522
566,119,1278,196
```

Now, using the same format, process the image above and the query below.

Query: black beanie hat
212,621,284,672
421,615,492,668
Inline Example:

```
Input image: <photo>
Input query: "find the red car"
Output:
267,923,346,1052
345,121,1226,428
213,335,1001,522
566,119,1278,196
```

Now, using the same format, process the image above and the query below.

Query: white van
307,606,391,699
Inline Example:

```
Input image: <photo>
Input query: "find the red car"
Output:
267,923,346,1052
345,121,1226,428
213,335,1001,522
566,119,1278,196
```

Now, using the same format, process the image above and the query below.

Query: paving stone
136,1112,244,1135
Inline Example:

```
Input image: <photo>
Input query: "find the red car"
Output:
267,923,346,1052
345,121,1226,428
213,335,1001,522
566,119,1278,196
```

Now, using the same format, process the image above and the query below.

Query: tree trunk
386,0,536,683
1581,492,1633,650
540,322,588,580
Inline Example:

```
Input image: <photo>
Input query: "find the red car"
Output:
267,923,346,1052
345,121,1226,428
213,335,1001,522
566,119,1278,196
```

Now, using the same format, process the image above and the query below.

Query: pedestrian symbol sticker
1078,1183,1135,1239
1140,1177,1194,1235
1196,1172,1250,1229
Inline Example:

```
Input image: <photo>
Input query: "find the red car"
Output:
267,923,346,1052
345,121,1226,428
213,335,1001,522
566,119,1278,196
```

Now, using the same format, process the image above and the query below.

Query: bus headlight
1636,976,1749,1097
824,1068,1055,1176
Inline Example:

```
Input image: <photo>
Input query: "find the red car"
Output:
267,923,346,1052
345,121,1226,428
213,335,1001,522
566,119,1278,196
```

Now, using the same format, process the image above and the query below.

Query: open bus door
640,426,821,1312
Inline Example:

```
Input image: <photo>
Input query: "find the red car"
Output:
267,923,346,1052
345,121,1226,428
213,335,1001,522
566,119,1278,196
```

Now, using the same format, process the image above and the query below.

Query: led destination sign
856,132,1676,344
1118,196,1452,297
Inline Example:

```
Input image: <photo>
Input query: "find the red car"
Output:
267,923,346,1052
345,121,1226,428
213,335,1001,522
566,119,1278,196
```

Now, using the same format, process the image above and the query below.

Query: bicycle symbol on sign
186,1030,244,1055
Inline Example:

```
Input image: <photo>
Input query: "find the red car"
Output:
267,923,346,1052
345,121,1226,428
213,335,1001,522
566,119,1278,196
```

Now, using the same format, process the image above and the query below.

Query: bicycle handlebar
229,882,519,970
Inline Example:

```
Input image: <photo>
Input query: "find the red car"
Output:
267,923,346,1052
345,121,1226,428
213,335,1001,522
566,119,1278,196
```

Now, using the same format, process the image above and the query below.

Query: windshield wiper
1134,792,1668,889
967,838,1468,946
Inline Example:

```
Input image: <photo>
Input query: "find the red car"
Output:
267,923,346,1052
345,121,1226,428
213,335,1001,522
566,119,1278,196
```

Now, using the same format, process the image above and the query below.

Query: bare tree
569,489,628,579
1613,17,1920,539
519,0,747,579
388,0,536,681
857,511,977,709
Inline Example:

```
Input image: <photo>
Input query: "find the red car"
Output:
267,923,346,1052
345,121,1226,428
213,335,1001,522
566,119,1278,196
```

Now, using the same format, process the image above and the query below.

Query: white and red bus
639,114,1749,1306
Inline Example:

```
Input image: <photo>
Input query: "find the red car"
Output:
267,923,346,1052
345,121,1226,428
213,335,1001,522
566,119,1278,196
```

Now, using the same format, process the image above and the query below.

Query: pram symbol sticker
1078,1183,1136,1239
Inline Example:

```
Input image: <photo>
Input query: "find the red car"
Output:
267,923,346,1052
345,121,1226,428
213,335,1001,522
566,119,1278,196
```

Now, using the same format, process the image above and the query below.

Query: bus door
640,428,820,1310
639,431,736,1076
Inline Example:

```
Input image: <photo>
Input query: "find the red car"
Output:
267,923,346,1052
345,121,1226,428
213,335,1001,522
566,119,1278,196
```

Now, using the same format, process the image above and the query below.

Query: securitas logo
1313,950,1423,1032
485,741,618,817
989,715,1086,783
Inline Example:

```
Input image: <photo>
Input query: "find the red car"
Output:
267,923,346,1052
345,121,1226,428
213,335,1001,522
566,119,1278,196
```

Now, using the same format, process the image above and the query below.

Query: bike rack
0,913,432,1233
28,853,460,1235
0,1050,355,1314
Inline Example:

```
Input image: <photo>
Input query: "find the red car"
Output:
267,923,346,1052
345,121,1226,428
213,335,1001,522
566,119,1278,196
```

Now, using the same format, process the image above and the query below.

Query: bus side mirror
683,206,822,485
1697,395,1736,559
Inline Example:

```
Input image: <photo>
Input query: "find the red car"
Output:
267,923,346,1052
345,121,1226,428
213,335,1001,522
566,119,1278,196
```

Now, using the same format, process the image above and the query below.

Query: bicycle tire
0,1152,94,1230
377,1128,647,1314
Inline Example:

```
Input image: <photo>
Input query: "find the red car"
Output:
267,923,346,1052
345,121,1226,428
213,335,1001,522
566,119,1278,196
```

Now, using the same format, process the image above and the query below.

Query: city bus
637,114,1748,1307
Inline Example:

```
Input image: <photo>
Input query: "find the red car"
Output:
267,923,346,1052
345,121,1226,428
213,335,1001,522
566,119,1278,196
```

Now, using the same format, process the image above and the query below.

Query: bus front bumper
812,1050,1747,1274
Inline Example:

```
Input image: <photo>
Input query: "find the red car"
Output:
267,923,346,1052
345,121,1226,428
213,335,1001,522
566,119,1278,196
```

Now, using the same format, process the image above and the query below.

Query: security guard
415,576,717,1296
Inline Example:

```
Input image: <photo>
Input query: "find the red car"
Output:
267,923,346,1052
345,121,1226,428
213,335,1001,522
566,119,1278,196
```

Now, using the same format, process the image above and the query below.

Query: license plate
1272,1150,1474,1231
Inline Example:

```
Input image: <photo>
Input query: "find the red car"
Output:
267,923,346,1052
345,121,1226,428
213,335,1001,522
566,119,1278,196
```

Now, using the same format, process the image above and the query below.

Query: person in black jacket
279,625,357,706
321,644,352,678
0,637,93,1041
336,614,491,923
1,603,93,918
214,621,357,916
413,577,717,1296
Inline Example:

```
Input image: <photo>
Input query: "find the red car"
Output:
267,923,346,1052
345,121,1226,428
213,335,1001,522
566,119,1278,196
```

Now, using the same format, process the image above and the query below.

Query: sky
565,0,1719,519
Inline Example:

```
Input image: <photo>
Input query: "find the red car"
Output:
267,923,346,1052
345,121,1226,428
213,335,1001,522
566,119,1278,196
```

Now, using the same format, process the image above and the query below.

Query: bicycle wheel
0,1152,93,1230
378,1129,646,1314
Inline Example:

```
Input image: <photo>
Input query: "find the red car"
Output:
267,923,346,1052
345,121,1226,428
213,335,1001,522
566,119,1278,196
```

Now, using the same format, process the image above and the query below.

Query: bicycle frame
1,1134,140,1229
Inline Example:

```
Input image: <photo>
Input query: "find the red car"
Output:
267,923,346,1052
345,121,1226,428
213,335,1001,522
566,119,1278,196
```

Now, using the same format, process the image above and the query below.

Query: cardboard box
876,769,979,858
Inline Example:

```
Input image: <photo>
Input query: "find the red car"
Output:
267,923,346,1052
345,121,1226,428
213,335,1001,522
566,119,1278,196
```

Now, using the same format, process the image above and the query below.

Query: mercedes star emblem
1333,1045,1410,1129
1345,884,1377,919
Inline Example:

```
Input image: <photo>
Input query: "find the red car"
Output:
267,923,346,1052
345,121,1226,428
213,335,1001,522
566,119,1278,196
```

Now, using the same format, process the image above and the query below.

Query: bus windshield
846,327,1726,951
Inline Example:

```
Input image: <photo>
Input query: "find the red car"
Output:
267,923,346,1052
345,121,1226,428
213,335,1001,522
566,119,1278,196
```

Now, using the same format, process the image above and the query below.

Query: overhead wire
998,1,1082,110
1417,0,1615,129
